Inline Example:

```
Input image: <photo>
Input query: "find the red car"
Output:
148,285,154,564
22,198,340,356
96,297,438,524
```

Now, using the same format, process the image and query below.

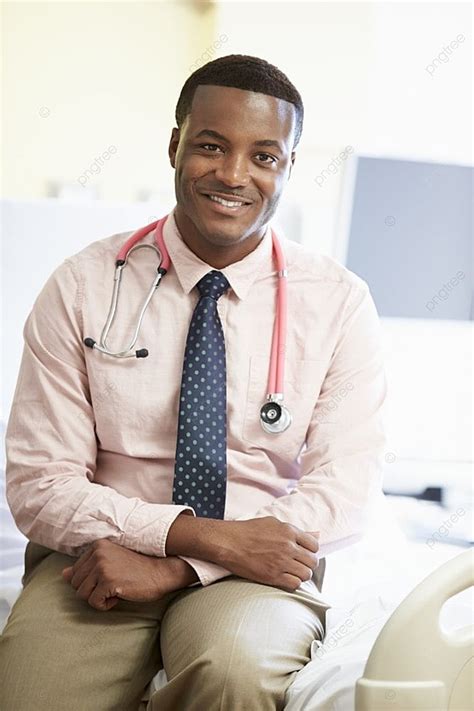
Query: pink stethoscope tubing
84,214,291,433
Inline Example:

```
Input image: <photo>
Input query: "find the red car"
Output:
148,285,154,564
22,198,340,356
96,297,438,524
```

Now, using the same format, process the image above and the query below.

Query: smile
200,191,253,215
209,195,245,208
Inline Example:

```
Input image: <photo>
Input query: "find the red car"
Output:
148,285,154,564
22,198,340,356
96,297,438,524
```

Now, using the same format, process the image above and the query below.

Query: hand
61,539,187,611
216,516,321,591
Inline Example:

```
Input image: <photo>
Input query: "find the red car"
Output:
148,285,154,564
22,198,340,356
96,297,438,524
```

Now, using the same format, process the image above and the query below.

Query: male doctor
0,55,387,710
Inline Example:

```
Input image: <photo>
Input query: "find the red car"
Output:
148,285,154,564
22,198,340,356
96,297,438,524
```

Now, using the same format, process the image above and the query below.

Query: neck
173,207,265,269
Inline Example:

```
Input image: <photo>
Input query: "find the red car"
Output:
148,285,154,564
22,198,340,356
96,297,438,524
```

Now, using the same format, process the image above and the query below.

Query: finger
72,546,95,571
280,573,305,592
293,547,319,570
76,572,100,602
295,531,320,553
64,547,95,586
287,561,313,584
103,596,120,611
70,559,97,591
88,581,121,611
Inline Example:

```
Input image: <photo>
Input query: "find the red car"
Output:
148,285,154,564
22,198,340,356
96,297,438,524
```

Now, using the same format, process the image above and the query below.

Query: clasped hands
62,517,321,612
62,539,192,612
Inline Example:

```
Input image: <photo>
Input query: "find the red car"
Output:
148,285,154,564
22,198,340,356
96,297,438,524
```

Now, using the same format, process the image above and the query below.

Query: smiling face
168,84,297,267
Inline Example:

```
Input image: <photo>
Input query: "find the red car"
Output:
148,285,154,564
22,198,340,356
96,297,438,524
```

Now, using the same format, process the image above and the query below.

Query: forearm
164,555,200,588
166,512,230,564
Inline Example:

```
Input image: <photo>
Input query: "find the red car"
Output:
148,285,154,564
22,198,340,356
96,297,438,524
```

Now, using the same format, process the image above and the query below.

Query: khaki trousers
0,541,330,711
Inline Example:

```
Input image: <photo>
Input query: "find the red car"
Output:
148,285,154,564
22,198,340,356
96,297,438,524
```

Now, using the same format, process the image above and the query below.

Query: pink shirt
5,208,387,598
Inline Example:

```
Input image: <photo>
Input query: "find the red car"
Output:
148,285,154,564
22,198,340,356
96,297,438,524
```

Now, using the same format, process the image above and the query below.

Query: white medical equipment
83,213,292,434
355,548,474,710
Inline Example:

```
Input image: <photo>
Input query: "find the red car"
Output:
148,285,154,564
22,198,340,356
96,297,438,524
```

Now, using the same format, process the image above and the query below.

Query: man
0,55,387,710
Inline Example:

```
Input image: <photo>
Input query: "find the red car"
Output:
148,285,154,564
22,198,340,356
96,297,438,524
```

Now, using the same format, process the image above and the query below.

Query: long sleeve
178,280,388,585
235,281,388,554
177,556,232,587
5,258,195,559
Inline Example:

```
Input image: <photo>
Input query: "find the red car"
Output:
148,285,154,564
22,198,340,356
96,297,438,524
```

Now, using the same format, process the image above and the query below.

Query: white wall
215,1,472,253
1,0,217,201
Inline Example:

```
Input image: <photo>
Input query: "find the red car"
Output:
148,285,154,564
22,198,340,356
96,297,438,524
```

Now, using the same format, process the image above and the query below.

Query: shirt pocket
87,358,180,456
241,355,328,461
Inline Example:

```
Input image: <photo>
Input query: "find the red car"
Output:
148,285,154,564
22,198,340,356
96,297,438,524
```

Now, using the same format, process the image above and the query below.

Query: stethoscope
84,214,292,434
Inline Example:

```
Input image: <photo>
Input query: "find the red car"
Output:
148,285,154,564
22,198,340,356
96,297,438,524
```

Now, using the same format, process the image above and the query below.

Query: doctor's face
168,85,296,253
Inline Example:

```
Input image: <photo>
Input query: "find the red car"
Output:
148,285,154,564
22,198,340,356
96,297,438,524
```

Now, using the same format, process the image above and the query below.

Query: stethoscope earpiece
83,338,149,359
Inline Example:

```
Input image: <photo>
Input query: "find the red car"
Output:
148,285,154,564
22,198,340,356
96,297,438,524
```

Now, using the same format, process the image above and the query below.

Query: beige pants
0,541,330,711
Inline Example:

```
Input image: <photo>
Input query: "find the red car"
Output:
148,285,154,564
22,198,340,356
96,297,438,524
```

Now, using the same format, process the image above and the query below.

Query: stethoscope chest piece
260,396,292,434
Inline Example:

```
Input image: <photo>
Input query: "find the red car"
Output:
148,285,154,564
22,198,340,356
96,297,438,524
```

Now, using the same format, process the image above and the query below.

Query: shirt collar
162,206,273,301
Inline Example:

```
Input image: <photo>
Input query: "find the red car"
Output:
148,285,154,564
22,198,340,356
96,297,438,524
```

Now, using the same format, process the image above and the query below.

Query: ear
168,127,181,169
287,151,296,181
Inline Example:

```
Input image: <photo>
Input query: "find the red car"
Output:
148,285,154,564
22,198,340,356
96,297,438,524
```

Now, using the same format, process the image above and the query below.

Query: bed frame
355,549,473,710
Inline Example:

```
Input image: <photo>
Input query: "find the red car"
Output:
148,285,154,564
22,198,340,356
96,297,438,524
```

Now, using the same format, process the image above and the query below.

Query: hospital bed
355,548,473,711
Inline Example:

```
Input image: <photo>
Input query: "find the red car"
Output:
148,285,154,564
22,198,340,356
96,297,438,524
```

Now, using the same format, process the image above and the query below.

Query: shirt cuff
178,555,233,587
122,504,195,558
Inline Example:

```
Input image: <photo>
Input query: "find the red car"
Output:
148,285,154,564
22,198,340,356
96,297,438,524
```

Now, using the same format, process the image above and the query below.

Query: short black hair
175,54,304,148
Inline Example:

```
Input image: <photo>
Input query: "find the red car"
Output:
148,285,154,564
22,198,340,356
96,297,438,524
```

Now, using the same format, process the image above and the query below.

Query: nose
214,152,250,187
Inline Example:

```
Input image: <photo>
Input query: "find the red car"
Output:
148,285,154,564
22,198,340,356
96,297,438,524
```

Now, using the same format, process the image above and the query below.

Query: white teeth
208,194,245,208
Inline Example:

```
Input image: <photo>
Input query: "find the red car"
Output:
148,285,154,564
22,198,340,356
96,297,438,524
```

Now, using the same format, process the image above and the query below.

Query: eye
199,143,224,153
255,153,277,165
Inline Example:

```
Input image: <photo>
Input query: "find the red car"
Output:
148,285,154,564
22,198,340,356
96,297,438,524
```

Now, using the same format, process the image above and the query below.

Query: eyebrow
193,129,284,152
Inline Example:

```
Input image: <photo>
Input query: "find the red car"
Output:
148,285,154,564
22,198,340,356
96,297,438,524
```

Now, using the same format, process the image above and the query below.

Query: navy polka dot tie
173,270,230,519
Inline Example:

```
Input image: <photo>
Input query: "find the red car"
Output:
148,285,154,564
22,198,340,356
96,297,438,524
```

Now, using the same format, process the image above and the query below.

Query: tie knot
196,271,230,301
